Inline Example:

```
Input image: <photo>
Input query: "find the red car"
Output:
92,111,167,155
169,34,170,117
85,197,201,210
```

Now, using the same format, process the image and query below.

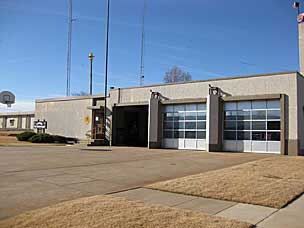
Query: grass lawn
0,135,19,144
0,195,252,228
147,156,304,209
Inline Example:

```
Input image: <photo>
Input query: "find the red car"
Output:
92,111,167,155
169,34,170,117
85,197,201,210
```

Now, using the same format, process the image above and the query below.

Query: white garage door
223,100,281,154
162,104,207,150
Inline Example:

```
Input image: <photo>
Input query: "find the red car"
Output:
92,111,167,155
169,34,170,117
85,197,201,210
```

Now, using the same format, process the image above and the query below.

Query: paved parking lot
0,145,270,220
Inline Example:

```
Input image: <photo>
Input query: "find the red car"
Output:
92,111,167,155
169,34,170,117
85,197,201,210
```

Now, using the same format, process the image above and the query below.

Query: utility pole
66,0,73,96
88,52,95,95
103,0,110,141
139,0,147,86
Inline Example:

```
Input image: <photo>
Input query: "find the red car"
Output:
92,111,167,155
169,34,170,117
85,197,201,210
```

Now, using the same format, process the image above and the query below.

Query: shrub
52,135,68,144
16,131,37,141
66,137,78,144
28,134,54,143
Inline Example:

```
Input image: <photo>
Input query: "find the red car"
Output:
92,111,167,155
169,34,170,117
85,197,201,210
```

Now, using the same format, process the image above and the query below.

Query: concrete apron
111,188,303,228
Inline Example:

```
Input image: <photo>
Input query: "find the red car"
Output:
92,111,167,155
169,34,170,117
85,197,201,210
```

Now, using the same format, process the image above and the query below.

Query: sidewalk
111,188,303,228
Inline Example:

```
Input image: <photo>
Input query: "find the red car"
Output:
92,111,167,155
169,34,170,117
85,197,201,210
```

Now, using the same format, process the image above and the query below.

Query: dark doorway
112,105,148,147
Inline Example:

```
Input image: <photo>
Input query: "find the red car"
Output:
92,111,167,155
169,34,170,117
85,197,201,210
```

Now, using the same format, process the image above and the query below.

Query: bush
28,134,54,143
52,135,68,144
16,131,37,141
66,137,78,144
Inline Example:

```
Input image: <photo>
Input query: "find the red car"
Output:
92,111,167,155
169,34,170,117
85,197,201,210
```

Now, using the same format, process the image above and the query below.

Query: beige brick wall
35,98,93,139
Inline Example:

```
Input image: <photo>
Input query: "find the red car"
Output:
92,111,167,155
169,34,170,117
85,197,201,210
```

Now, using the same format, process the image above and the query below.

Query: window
267,121,280,130
224,100,280,142
252,121,266,130
197,131,206,139
224,121,236,130
174,131,184,138
185,131,196,139
267,132,280,141
237,131,251,140
252,110,266,120
224,131,236,140
237,111,250,120
163,104,206,140
225,111,237,120
9,119,15,127
237,121,250,130
252,132,266,141
267,110,280,120
164,130,173,139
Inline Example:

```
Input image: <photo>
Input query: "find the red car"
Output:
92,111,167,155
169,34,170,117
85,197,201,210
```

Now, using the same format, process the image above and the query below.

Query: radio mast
139,0,147,86
66,0,73,96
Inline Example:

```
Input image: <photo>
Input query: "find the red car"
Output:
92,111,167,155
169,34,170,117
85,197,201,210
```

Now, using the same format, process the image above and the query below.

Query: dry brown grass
147,156,304,209
0,135,18,144
0,195,252,228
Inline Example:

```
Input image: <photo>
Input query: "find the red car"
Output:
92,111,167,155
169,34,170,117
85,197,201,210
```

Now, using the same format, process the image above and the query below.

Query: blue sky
0,0,301,111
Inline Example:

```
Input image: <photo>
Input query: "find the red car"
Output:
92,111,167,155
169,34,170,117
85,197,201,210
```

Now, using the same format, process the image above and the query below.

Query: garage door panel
162,139,178,149
197,140,206,150
224,140,237,152
237,141,252,152
252,141,267,152
267,141,280,154
178,139,185,149
184,139,197,150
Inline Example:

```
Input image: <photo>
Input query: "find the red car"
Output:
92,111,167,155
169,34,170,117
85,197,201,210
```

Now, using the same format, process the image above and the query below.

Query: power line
139,0,147,86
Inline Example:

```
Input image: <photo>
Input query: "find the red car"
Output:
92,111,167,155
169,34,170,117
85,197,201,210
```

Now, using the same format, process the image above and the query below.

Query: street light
88,52,95,95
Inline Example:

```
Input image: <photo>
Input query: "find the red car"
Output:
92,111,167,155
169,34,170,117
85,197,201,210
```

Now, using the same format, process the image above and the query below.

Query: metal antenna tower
139,0,147,86
66,0,73,96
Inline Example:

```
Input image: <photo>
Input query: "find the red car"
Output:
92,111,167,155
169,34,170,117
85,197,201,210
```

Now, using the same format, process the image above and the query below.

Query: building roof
36,94,105,103
0,111,34,116
110,71,298,91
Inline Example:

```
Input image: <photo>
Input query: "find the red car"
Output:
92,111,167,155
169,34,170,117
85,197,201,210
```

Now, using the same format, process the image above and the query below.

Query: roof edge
111,71,297,91
0,111,35,116
36,94,105,103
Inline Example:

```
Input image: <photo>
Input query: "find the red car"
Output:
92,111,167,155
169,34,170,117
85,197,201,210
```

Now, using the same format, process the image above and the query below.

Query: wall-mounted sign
84,116,90,125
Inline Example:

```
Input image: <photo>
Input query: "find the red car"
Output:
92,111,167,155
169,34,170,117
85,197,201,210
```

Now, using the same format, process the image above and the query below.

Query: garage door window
163,104,207,140
224,100,280,142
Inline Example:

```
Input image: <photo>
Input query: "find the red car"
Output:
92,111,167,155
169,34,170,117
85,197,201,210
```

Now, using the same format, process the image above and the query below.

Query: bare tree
163,66,192,83
72,91,89,96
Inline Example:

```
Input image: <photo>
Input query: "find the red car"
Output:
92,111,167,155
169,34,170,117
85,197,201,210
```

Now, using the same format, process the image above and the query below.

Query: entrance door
112,105,148,147
92,109,104,139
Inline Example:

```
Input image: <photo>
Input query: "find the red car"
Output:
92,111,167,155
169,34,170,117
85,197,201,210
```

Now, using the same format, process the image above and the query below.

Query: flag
298,13,304,23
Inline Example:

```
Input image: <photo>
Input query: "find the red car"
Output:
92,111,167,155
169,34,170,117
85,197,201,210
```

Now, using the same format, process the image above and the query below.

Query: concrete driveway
0,145,270,220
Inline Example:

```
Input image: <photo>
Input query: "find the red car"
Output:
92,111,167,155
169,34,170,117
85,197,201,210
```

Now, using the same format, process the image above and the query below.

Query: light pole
104,0,110,142
88,52,95,95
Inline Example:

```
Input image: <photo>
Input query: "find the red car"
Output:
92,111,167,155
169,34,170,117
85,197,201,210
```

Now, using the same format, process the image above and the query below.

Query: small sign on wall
84,116,90,125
